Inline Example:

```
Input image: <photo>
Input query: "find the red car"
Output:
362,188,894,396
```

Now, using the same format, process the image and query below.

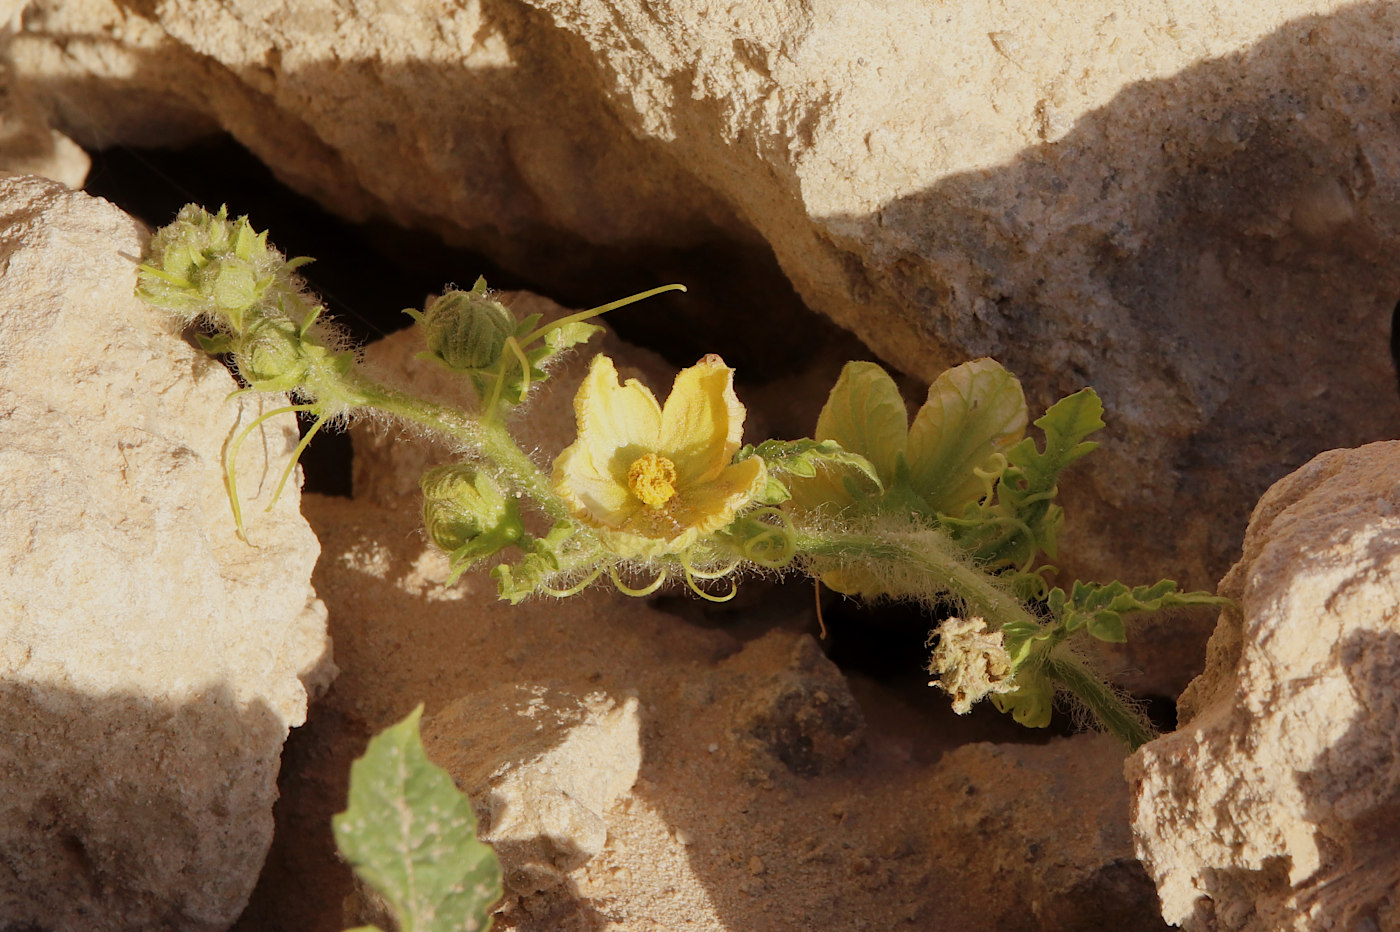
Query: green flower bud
137,204,291,328
198,257,265,324
237,316,311,390
414,286,517,372
421,464,524,569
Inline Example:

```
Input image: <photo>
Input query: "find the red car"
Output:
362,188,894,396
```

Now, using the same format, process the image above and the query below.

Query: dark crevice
87,135,860,498
1391,299,1400,400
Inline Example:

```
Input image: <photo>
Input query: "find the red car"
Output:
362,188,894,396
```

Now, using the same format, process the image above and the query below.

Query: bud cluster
137,205,360,411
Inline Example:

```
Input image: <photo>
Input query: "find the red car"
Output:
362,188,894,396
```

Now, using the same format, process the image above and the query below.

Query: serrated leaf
814,361,908,485
906,358,1028,514
1085,612,1127,642
1051,579,1231,645
1019,388,1104,472
739,438,882,487
333,706,501,932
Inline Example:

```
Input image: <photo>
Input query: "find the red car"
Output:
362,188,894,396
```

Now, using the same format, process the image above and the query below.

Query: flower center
627,453,679,509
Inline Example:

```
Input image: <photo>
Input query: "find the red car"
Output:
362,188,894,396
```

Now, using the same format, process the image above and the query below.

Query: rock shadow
0,677,287,932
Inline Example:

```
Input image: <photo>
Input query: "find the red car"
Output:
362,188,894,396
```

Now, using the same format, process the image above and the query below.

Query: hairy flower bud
421,464,524,566
137,203,292,329
237,316,312,390
199,256,264,319
414,284,517,372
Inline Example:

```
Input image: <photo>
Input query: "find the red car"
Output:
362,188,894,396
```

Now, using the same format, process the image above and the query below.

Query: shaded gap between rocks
85,134,871,494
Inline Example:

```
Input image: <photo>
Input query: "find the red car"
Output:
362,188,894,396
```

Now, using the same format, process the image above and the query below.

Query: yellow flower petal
658,354,745,486
575,355,664,487
667,457,767,537
554,353,764,558
553,440,644,529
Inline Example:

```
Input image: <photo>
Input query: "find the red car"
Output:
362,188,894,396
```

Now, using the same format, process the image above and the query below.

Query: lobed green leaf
332,706,501,932
813,361,908,486
1049,579,1232,644
905,358,1028,515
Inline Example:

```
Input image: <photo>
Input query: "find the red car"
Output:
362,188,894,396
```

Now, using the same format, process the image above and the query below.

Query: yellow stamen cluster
627,453,678,508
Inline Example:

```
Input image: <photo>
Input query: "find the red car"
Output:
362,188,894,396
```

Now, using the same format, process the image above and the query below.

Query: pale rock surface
423,685,641,897
1126,441,1400,931
0,1,87,186
11,0,1400,603
0,175,331,930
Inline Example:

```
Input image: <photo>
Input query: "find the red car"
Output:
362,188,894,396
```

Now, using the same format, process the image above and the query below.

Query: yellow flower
553,354,767,559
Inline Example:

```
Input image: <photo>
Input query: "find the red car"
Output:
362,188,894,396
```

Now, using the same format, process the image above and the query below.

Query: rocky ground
4,2,1400,930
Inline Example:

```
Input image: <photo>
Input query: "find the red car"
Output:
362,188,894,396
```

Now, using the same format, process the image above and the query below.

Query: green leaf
999,619,1047,666
906,358,1028,515
991,666,1054,728
945,387,1106,570
333,706,501,932
1016,387,1105,474
738,438,882,488
814,361,908,486
1050,579,1232,645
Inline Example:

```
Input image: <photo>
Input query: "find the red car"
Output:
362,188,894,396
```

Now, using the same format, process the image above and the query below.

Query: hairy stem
348,374,569,523
793,526,1042,631
1039,648,1156,749
794,524,1154,748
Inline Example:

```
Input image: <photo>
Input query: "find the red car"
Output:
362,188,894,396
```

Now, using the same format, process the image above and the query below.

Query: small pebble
674,827,694,846
748,855,765,875
707,742,719,752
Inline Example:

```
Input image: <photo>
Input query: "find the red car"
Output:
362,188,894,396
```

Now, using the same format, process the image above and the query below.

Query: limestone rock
422,685,641,898
0,0,88,189
1126,441,1400,931
12,0,1400,598
0,175,331,931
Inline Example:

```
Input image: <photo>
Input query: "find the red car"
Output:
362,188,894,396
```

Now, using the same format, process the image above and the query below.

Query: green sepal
332,705,501,932
991,666,1054,728
196,332,234,355
999,618,1050,667
492,522,576,604
542,320,604,353
736,438,882,490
